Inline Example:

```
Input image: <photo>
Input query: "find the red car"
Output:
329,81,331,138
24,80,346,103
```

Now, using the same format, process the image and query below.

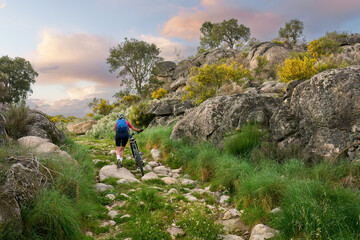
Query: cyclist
115,113,142,167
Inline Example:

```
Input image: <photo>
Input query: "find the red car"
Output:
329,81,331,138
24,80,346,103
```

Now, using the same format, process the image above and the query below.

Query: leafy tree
107,38,163,97
0,56,38,103
199,19,250,51
278,19,304,45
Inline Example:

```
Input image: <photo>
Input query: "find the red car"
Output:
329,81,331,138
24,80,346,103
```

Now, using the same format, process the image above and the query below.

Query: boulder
250,224,278,240
162,177,177,185
148,99,180,116
170,77,188,92
270,66,360,160
171,94,282,146
259,81,286,96
335,43,360,65
153,166,170,175
26,109,65,144
99,165,140,182
338,33,360,46
148,115,183,128
67,120,98,135
221,218,249,234
173,101,193,116
150,148,162,161
0,191,23,233
155,61,177,77
247,42,293,70
94,183,114,192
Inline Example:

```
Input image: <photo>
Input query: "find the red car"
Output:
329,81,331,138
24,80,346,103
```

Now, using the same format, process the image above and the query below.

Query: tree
88,98,115,116
107,38,163,97
0,56,38,103
278,19,304,45
199,18,251,51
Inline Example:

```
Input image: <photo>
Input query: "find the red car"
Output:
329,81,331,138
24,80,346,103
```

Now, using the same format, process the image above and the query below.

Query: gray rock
105,194,116,200
259,81,286,96
270,66,360,160
271,207,281,214
171,94,281,146
153,166,170,175
144,164,152,171
338,33,360,46
250,224,279,240
66,120,97,135
162,177,178,185
0,191,23,233
223,234,244,240
148,99,180,116
99,165,140,182
167,226,185,237
141,172,159,181
100,220,116,227
179,178,196,185
148,161,159,167
150,148,162,161
173,100,193,116
167,188,178,195
170,77,188,92
219,195,231,206
223,211,232,220
184,194,198,202
94,183,114,192
155,61,176,77
221,218,249,234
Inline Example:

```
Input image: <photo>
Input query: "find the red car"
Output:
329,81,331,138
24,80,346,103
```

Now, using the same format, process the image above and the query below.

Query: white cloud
30,30,119,86
0,0,7,9
140,34,196,61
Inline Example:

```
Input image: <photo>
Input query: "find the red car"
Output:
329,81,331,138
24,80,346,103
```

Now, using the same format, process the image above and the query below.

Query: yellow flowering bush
88,98,115,115
120,94,141,106
182,62,251,105
152,88,167,99
277,55,318,83
308,36,340,59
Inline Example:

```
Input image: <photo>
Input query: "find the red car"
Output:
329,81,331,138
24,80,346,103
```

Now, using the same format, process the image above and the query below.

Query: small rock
250,224,279,240
153,166,170,175
223,211,232,220
105,194,116,200
142,172,159,181
148,161,159,167
228,208,240,217
94,183,114,192
221,218,249,234
144,164,152,171
85,231,93,237
179,178,196,185
108,210,119,219
117,179,129,184
120,193,130,199
100,220,116,227
121,214,131,219
150,148,162,161
108,150,116,155
167,188,178,195
223,234,244,240
162,177,178,185
172,173,180,178
184,194,198,202
167,226,185,237
207,205,216,210
219,195,230,206
271,207,281,214
171,168,182,174
204,186,211,191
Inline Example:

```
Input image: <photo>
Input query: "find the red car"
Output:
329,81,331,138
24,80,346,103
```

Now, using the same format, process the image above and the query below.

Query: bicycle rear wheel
133,149,144,176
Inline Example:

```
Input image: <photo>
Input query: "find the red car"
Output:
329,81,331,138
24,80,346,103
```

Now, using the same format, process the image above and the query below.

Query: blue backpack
116,119,128,133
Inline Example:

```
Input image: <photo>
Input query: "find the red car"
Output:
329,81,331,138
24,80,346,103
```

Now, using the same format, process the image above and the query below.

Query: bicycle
129,131,144,176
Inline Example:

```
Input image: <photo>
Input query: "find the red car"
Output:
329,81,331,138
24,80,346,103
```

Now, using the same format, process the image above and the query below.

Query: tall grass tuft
4,103,33,139
22,189,82,240
224,123,262,157
273,180,360,239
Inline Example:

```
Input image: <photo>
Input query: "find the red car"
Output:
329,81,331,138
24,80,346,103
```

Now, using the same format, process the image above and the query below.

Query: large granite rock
26,109,65,144
0,191,23,233
250,224,278,240
335,43,360,65
67,120,97,135
338,33,360,46
155,61,177,77
148,99,181,116
171,94,282,146
270,66,360,159
247,42,293,70
99,165,140,183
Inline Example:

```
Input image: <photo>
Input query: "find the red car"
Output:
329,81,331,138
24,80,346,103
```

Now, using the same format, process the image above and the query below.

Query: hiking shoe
117,160,123,168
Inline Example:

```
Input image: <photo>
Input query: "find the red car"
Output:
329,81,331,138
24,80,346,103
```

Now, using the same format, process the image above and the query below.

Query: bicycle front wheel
134,149,144,176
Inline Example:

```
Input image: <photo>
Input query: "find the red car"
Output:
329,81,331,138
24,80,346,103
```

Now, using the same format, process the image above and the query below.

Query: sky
0,0,359,117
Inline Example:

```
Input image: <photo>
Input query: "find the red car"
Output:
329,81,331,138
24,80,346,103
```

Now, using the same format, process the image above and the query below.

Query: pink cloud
161,1,283,41
30,30,118,87
0,0,6,9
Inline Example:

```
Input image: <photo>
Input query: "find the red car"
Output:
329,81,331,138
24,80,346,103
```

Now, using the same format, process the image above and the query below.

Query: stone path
76,138,277,240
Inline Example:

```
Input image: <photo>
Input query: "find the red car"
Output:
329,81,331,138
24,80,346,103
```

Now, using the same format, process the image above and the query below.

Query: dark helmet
118,113,126,119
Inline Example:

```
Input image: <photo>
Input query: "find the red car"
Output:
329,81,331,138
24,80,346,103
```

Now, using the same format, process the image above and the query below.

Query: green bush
273,180,360,239
129,101,155,128
224,123,263,156
4,103,33,139
92,114,104,121
22,190,82,240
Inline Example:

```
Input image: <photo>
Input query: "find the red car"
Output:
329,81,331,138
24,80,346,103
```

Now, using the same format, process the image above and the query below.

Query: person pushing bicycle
115,113,142,167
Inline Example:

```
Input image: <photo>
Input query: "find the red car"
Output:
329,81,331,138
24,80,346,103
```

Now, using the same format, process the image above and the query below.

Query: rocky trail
74,137,278,240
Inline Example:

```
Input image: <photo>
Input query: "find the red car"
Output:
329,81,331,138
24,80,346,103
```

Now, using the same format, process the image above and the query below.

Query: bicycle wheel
133,149,144,176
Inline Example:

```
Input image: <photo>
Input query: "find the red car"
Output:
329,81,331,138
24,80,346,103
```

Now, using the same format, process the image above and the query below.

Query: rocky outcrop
335,43,360,65
154,61,177,90
259,81,286,97
26,109,65,144
338,33,360,46
0,191,23,232
270,66,360,160
148,99,180,116
67,120,97,135
171,94,282,145
247,42,293,70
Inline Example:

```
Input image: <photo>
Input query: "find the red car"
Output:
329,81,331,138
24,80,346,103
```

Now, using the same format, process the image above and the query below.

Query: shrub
277,55,318,83
4,103,33,139
22,190,82,240
182,62,251,105
120,94,141,106
151,88,167,99
308,36,340,59
92,114,104,121
128,101,154,127
87,111,124,139
273,180,360,239
224,123,263,157
88,98,115,116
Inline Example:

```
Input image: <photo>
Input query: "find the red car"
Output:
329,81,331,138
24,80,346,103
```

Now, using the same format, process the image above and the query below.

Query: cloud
161,0,360,42
27,98,92,117
161,0,283,41
0,0,6,9
140,34,196,61
30,30,119,87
